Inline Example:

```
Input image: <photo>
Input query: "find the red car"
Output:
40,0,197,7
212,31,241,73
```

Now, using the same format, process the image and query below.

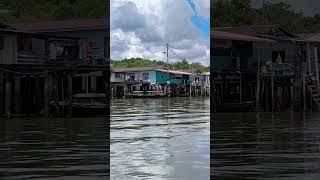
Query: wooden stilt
14,77,21,114
5,76,12,118
290,78,294,110
315,47,319,87
303,62,306,111
67,73,73,117
0,72,3,117
44,73,50,117
256,57,261,110
271,64,274,112
91,76,96,92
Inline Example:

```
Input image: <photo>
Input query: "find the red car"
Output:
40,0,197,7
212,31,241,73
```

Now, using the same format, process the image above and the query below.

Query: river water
212,112,320,180
0,118,108,179
110,97,210,180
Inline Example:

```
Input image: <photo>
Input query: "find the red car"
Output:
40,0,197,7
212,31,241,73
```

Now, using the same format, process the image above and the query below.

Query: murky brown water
111,97,210,180
212,112,320,180
0,118,108,179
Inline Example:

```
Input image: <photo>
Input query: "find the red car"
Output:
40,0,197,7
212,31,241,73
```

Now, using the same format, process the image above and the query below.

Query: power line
110,41,166,47
168,47,186,60
169,45,203,56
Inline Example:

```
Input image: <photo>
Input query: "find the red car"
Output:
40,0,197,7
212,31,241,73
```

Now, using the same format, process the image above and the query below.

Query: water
110,97,210,180
0,118,108,179
212,112,320,180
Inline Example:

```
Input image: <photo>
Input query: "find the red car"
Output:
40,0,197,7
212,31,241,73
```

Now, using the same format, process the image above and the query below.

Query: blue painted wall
46,29,107,58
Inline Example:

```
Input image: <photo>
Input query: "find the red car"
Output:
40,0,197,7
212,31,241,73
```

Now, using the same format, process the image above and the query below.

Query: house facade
11,18,108,65
111,67,169,84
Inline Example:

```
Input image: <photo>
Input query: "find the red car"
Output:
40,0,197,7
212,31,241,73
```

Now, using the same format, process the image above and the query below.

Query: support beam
67,73,73,117
91,76,96,92
0,73,3,116
315,47,319,87
307,43,312,76
303,62,307,111
14,77,21,114
5,76,12,118
82,75,88,93
256,56,261,110
44,73,50,117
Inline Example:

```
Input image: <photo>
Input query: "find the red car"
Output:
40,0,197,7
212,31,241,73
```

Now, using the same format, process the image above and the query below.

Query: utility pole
166,43,170,97
167,43,169,64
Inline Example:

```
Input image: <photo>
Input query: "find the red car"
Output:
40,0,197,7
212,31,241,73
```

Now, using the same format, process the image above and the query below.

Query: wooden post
290,78,294,111
315,47,319,87
44,73,50,117
307,43,312,76
0,72,3,117
256,56,261,110
14,77,21,114
82,75,88,93
239,72,242,103
91,76,96,92
67,73,73,117
303,62,307,111
271,69,274,112
5,76,12,118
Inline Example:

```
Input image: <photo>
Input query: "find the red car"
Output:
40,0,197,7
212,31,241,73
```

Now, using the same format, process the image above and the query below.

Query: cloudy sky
110,0,210,66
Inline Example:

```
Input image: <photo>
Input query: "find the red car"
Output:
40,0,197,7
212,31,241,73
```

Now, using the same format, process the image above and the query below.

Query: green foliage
0,0,107,23
111,58,209,73
212,0,320,33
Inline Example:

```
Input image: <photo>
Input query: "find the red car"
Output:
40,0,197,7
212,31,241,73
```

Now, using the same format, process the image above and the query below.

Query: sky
251,0,320,16
110,0,210,66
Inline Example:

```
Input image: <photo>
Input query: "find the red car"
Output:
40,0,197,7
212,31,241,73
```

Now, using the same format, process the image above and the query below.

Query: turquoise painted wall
32,38,45,55
156,71,168,84
211,56,233,70
46,29,107,58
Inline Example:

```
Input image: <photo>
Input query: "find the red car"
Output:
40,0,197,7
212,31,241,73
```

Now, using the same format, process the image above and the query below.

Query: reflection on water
111,98,210,180
212,112,320,179
0,118,108,179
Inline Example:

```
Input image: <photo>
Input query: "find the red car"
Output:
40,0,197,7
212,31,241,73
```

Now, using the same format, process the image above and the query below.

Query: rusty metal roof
111,67,168,73
11,18,107,32
296,33,320,42
214,24,297,39
212,30,275,42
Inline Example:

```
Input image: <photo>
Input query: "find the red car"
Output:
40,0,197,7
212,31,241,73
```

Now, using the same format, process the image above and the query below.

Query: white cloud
110,0,210,66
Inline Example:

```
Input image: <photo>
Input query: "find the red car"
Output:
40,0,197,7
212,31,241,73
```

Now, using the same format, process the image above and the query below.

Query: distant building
111,67,169,84
11,18,108,65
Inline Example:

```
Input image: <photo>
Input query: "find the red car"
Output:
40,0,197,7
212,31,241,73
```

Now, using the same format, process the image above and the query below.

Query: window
18,37,32,52
161,75,164,79
272,51,286,63
88,41,97,49
129,74,135,81
0,36,4,50
115,73,121,78
143,73,149,80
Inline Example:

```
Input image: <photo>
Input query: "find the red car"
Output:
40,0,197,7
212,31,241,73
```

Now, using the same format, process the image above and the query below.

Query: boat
72,93,107,116
215,101,255,112
126,90,169,98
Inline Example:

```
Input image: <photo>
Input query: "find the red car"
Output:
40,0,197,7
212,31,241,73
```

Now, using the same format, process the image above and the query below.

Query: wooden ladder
306,79,320,110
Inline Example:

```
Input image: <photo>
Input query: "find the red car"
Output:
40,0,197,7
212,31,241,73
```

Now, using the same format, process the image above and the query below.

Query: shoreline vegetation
212,0,320,33
0,0,108,23
111,58,210,73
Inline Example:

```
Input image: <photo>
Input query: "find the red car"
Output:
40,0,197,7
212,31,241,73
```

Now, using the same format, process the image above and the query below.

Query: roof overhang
212,30,275,43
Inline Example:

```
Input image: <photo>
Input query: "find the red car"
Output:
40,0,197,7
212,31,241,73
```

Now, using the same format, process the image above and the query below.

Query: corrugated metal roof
168,70,192,75
112,67,168,73
0,28,80,39
296,33,320,42
212,30,275,42
214,24,297,38
11,18,107,32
